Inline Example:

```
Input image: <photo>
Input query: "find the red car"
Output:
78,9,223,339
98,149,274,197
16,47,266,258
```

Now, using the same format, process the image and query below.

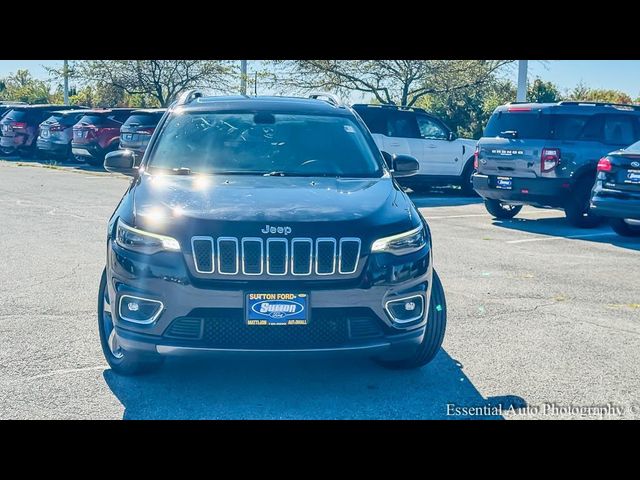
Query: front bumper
473,173,568,208
106,239,432,359
591,185,640,220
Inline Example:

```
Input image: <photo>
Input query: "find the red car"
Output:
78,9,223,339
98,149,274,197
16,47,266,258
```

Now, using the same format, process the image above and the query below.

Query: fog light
119,295,164,324
385,294,424,324
127,302,140,312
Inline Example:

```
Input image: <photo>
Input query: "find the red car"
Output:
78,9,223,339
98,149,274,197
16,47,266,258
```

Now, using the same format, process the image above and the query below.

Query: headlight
371,225,427,256
115,218,180,254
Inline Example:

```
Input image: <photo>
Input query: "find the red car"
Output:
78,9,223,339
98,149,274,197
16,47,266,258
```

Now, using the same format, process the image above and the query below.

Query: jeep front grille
191,236,361,277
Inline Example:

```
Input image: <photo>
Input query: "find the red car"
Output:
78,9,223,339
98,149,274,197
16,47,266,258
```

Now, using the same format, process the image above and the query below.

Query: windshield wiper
499,130,518,138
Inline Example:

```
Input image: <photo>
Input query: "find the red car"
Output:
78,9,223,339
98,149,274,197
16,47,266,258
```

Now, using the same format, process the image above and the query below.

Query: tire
97,269,164,376
610,218,640,237
459,161,477,196
376,270,447,370
564,176,603,228
484,199,523,219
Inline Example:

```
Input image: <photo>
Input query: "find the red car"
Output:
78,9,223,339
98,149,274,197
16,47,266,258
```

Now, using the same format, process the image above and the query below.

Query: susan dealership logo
252,300,304,319
261,224,292,235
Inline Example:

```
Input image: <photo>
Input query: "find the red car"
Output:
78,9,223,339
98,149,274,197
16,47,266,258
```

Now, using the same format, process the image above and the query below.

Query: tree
268,60,514,107
0,69,51,104
419,79,516,139
527,77,562,103
568,83,633,104
74,60,235,107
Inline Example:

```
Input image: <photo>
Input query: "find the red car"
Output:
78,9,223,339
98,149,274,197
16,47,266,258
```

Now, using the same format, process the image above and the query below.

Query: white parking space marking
507,232,617,244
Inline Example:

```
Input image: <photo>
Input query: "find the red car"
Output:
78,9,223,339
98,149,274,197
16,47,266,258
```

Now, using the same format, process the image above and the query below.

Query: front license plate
495,176,513,190
246,293,309,326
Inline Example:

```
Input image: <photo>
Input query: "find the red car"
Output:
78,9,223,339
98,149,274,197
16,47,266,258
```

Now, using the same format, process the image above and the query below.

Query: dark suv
71,108,135,165
119,108,166,158
0,105,78,156
590,140,640,236
473,101,640,227
98,92,447,375
36,109,89,159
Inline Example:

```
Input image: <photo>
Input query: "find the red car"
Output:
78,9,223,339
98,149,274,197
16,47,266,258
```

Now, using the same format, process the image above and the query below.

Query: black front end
106,174,432,360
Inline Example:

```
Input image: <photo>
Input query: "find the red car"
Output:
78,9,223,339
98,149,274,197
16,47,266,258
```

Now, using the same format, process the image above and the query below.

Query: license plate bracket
245,292,309,326
495,176,513,190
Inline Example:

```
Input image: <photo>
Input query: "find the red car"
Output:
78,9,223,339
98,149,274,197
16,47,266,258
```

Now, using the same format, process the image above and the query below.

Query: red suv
71,109,135,166
1,105,79,156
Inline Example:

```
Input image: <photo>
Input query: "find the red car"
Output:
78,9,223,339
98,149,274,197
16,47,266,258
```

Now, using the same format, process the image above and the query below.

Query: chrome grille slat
191,237,214,273
315,238,337,275
192,236,359,277
241,238,263,275
217,237,239,274
266,238,288,275
291,238,313,275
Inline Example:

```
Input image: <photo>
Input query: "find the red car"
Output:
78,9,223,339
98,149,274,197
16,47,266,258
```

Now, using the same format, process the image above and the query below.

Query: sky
0,60,638,99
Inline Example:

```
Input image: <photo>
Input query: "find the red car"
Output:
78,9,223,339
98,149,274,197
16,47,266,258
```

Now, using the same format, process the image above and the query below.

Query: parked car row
470,101,640,237
0,104,165,165
354,100,640,238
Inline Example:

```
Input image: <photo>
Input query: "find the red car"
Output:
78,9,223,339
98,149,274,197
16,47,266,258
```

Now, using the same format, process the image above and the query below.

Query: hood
131,174,417,239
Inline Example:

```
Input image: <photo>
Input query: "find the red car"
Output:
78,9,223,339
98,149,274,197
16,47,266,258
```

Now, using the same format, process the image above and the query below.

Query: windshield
146,112,383,177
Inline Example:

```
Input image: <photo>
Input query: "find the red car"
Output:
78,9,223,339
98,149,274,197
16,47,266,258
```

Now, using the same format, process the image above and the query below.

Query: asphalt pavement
1,158,639,419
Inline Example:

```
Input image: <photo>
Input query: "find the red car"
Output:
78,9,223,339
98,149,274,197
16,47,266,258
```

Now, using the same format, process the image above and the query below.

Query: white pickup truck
352,104,477,194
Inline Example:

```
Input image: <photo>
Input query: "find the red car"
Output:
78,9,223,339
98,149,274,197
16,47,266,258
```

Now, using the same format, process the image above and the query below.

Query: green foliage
567,82,632,104
527,77,562,103
0,69,52,104
417,79,516,139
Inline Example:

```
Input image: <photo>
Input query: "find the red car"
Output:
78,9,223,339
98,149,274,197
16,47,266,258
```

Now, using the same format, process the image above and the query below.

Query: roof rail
308,92,342,107
557,100,640,110
175,89,204,106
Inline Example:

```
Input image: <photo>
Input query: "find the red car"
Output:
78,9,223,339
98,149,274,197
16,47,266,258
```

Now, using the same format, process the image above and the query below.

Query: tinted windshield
76,115,107,125
147,112,382,177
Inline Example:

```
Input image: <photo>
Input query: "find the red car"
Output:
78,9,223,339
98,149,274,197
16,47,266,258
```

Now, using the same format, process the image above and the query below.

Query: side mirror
381,150,393,170
391,154,419,177
448,131,457,141
104,149,138,176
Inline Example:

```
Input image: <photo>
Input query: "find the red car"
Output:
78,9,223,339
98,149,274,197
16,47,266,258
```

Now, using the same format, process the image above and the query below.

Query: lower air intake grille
164,317,203,339
166,308,385,349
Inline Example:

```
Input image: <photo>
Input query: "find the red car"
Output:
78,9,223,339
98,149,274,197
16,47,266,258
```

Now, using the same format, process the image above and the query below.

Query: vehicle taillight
597,157,612,172
473,146,479,169
49,124,64,132
541,148,560,173
11,122,27,130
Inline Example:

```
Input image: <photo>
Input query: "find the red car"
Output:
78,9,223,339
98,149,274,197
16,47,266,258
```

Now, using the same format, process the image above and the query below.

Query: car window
353,107,387,135
3,110,27,122
147,112,382,177
387,111,420,139
123,113,163,128
417,115,448,140
77,115,107,125
549,115,589,140
603,115,637,145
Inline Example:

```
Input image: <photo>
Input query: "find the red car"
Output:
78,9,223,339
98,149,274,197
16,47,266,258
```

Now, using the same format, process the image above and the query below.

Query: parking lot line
506,232,617,244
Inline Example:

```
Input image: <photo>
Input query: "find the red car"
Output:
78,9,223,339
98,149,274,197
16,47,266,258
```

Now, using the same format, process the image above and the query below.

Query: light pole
240,60,247,95
63,60,69,106
516,60,528,102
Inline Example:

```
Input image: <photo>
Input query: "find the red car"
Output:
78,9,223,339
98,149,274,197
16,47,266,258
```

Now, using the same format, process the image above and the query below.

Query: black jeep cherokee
99,92,447,375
